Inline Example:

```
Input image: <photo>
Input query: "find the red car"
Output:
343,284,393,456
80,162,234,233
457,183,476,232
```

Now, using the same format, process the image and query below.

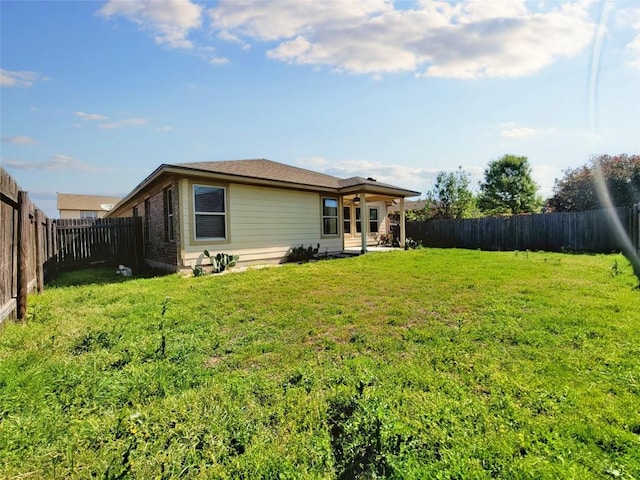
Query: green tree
477,154,541,215
546,154,640,212
426,167,475,219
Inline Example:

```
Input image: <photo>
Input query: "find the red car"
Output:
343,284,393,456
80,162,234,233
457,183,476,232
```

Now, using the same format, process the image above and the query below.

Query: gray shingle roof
176,159,418,194
177,159,342,189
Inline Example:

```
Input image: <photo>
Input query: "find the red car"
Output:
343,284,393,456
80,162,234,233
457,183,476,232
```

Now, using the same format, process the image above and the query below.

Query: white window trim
193,184,227,241
164,186,175,242
355,206,379,236
369,207,379,235
322,197,339,237
343,206,352,236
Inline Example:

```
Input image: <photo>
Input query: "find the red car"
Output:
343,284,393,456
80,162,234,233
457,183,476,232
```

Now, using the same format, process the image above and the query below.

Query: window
355,207,362,234
144,198,151,243
193,185,226,240
322,198,339,236
133,206,138,218
369,208,379,235
355,207,378,235
80,211,97,219
164,186,174,242
343,206,351,234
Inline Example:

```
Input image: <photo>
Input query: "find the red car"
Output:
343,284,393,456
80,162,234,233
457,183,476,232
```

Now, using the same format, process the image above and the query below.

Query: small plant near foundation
404,237,422,250
192,265,204,277
376,233,397,247
203,250,239,274
287,243,320,263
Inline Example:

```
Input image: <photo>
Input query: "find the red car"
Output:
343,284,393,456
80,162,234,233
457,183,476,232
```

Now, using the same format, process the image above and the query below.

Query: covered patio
340,184,416,254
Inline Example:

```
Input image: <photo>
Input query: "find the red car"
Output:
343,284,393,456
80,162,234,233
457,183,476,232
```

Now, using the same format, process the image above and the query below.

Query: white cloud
532,164,562,198
2,154,97,172
155,125,173,132
621,8,640,68
210,0,598,78
119,118,148,126
296,156,562,199
501,127,539,138
98,122,120,130
209,56,230,65
210,1,390,42
2,135,38,145
217,30,251,51
99,0,203,49
298,156,329,168
73,111,147,129
300,158,442,196
98,117,148,129
0,69,46,87
75,111,109,121
294,157,496,197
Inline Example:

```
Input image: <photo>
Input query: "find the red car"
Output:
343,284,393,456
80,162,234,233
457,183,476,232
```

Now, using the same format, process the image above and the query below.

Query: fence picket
54,217,142,271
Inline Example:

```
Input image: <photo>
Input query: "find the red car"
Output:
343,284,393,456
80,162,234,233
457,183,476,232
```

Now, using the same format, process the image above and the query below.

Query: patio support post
360,193,367,254
400,197,406,248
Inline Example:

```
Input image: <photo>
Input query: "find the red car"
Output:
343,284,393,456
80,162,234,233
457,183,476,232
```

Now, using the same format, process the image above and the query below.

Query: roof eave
107,163,171,217
173,164,339,192
339,183,421,198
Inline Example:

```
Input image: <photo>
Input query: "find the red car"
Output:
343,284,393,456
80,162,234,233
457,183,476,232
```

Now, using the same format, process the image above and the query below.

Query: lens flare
588,1,640,277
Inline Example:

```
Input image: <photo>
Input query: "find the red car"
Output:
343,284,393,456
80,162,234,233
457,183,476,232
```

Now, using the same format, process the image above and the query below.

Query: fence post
17,191,29,321
134,216,144,268
45,218,55,282
35,209,44,293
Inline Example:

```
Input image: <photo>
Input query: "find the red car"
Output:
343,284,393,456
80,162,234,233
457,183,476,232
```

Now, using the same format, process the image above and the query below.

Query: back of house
107,159,420,272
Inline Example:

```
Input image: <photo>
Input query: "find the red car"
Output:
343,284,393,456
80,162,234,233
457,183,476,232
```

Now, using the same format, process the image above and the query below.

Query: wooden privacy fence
407,205,640,254
1,167,143,323
1,167,56,323
56,217,142,271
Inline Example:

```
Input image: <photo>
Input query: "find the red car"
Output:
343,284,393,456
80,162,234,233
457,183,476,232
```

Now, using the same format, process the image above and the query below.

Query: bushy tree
477,154,542,215
425,167,475,219
546,154,640,212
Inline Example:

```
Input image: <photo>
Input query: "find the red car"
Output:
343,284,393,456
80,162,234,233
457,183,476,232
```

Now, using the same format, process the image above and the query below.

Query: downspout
400,197,406,248
360,193,367,254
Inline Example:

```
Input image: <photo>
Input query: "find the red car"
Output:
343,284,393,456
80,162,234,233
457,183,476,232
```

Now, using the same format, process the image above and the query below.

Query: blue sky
1,0,639,218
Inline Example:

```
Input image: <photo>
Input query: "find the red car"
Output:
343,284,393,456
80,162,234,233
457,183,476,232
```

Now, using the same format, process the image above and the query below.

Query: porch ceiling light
353,196,360,205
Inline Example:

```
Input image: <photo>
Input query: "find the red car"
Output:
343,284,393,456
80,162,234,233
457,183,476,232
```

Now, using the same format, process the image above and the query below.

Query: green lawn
1,249,639,479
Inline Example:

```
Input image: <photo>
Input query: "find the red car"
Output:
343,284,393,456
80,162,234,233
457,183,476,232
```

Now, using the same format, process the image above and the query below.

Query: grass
1,249,639,479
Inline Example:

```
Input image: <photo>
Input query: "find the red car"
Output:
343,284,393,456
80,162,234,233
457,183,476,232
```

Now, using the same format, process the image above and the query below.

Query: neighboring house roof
57,193,122,212
109,159,421,217
387,199,429,214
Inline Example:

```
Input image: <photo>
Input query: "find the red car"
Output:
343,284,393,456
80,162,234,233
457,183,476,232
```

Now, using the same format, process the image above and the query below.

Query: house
57,193,121,219
106,159,420,272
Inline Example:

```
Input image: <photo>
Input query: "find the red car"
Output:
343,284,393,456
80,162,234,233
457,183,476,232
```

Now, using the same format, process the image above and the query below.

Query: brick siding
130,177,180,270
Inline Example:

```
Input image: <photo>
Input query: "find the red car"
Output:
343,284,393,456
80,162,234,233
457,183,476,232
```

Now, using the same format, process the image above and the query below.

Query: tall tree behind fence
407,206,640,253
56,217,142,271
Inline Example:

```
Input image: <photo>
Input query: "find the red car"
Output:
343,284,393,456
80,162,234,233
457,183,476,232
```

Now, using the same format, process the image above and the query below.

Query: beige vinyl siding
343,201,389,249
181,181,342,267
